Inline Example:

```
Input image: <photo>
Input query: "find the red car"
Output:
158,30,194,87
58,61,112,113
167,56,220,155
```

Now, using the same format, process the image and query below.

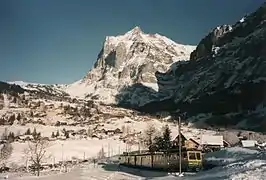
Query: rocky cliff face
66,27,196,106
140,3,266,132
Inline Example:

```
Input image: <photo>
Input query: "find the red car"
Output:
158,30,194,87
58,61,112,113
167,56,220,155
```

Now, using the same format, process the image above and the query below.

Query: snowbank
204,147,259,166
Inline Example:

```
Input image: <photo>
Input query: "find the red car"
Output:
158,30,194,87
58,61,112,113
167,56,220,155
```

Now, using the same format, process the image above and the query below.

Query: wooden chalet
201,135,225,152
172,133,200,150
172,133,187,147
185,138,200,150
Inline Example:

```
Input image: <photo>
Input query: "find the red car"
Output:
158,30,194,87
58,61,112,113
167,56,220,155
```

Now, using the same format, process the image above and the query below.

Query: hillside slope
139,3,266,131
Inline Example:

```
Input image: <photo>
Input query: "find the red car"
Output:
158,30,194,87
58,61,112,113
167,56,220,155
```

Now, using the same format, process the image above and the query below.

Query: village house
46,104,55,109
185,138,201,150
57,136,67,140
17,135,34,142
201,135,229,152
241,140,257,148
172,133,200,150
172,133,187,148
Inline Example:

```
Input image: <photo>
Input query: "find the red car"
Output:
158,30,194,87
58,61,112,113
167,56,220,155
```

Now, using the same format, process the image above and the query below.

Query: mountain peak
123,26,144,40
128,26,143,33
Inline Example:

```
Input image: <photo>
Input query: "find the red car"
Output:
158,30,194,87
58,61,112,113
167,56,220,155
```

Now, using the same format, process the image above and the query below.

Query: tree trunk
37,165,40,176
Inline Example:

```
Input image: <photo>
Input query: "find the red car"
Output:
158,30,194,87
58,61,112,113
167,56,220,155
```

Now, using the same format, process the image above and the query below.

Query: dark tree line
143,124,172,154
150,125,172,154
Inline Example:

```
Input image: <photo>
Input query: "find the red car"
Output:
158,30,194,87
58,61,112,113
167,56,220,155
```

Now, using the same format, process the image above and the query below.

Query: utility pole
118,145,120,155
26,156,29,172
178,116,182,175
62,144,64,162
108,143,110,158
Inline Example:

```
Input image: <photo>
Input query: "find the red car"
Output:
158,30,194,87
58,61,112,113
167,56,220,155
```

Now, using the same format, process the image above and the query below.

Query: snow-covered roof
241,140,257,147
201,135,223,146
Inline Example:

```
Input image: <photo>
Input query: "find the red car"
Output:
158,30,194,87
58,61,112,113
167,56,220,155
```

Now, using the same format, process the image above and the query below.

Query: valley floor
4,150,266,180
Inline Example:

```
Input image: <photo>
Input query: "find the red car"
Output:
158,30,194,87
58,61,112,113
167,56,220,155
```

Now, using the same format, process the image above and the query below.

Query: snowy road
8,163,144,180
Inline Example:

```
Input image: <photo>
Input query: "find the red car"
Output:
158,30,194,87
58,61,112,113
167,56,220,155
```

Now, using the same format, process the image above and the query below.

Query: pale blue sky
0,0,264,84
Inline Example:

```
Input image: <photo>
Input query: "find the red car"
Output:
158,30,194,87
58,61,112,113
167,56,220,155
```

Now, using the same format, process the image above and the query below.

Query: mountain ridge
139,2,266,131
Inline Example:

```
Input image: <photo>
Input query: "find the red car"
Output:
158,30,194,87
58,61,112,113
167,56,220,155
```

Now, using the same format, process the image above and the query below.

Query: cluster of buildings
172,132,261,153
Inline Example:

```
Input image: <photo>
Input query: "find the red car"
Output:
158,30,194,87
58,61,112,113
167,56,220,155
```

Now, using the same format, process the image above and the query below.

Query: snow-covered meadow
3,147,266,180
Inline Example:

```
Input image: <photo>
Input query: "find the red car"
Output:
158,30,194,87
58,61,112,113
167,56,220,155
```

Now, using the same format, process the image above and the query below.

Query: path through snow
8,163,143,180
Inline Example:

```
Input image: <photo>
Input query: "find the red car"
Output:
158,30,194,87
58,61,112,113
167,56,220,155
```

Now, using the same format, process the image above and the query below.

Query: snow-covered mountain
65,26,196,106
7,81,69,98
140,3,266,131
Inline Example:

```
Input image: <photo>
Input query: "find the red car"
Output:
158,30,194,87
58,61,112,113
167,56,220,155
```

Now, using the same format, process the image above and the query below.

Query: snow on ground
4,143,266,180
204,147,259,166
8,139,138,167
141,83,159,91
0,119,218,167
65,80,94,98
6,149,266,180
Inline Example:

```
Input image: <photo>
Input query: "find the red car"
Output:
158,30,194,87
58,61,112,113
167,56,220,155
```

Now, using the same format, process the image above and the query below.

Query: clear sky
0,0,264,84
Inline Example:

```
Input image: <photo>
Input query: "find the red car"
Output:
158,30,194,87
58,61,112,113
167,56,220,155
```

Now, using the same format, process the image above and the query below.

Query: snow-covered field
8,139,138,167
0,119,216,167
4,147,266,180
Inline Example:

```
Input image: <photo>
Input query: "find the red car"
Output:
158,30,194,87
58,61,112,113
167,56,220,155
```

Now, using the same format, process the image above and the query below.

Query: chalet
114,128,122,134
172,133,200,150
201,135,224,152
17,135,34,142
46,104,55,109
91,134,100,139
172,133,187,147
241,140,257,148
49,137,56,141
57,136,67,140
185,138,201,150
97,129,106,134
105,130,115,136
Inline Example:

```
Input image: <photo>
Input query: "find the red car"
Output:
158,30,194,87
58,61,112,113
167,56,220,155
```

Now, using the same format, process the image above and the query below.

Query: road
7,163,144,180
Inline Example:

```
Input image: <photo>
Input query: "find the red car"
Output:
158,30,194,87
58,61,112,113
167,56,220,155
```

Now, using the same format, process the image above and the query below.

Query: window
189,152,196,160
196,153,201,160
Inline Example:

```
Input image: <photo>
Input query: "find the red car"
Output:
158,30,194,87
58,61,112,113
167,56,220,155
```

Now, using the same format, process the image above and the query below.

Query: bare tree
143,123,157,150
1,128,8,140
97,147,105,159
0,142,13,166
87,127,93,138
24,139,50,176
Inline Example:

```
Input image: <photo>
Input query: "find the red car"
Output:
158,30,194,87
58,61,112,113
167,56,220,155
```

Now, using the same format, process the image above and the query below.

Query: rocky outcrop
0,81,25,94
190,25,232,61
191,4,266,61
140,2,266,132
